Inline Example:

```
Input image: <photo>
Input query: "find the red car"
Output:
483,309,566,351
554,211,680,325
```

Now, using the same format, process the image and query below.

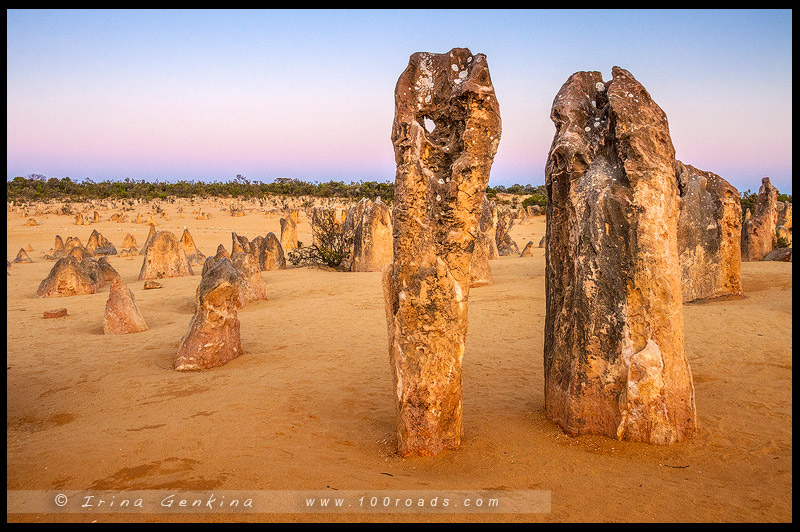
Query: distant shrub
777,193,792,203
522,193,547,208
287,212,353,269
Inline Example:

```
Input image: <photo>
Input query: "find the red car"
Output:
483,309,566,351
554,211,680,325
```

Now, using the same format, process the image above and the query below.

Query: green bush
522,193,547,208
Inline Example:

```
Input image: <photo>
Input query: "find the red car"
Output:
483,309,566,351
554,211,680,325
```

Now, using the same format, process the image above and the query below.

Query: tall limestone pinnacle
383,48,501,456
544,67,696,445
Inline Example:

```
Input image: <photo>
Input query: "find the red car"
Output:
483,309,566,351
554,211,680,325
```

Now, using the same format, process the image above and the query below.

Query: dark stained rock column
384,48,501,456
675,160,742,301
544,67,696,445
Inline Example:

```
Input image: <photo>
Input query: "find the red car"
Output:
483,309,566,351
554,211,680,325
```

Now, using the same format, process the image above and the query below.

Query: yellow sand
6,202,792,522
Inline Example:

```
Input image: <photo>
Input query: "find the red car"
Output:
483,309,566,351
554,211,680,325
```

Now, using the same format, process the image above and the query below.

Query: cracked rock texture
675,161,742,302
544,67,696,445
384,47,501,456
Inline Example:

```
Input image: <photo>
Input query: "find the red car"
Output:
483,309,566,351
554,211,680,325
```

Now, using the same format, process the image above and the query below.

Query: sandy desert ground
6,200,792,522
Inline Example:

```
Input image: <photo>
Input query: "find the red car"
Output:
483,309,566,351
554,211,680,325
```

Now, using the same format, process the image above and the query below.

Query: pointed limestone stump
35,256,99,298
53,235,67,258
175,258,243,371
468,230,495,287
64,236,83,253
86,229,117,256
231,232,252,256
138,230,194,280
384,48,502,456
741,177,779,261
495,206,520,256
12,248,33,264
481,196,500,260
214,244,231,261
103,278,148,334
519,241,535,257
675,161,742,302
141,224,157,255
259,232,286,271
470,194,496,287
544,67,696,445
232,251,268,304
280,210,299,251
180,228,206,265
352,198,393,272
122,233,138,249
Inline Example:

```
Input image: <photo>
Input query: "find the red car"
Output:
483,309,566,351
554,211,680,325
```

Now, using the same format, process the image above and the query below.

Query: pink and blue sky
6,9,793,194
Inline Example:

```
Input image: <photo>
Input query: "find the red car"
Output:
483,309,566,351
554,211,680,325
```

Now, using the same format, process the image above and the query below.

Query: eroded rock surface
36,256,98,298
675,161,742,302
175,258,243,371
103,278,148,334
741,177,779,261
544,67,696,445
138,230,194,280
351,198,393,272
384,48,501,456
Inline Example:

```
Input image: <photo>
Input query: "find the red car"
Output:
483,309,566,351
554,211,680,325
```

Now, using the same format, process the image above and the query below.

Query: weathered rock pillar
675,161,742,301
544,67,696,445
741,177,779,261
384,48,501,456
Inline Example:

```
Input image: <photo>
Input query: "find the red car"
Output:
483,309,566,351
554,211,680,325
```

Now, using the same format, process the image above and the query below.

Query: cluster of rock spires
16,49,791,460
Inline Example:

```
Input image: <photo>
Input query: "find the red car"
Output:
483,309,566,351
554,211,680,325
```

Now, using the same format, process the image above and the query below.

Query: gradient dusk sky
6,9,793,194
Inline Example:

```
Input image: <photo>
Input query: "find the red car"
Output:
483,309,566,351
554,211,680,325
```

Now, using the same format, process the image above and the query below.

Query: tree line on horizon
6,174,789,211
5,174,548,204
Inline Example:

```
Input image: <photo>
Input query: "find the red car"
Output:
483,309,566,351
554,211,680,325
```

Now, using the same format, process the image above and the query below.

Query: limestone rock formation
86,229,117,256
258,232,286,271
141,224,157,255
214,244,231,261
741,177,779,261
468,230,495,287
675,161,742,302
175,257,243,371
469,194,497,287
481,196,500,259
280,210,299,251
143,280,162,289
520,241,535,257
35,256,99,298
351,198,393,272
43,308,68,319
495,206,520,256
122,234,138,249
12,248,33,264
384,48,501,456
180,228,206,265
103,278,148,334
764,247,792,262
544,67,696,445
138,230,194,280
777,201,792,230
232,251,269,304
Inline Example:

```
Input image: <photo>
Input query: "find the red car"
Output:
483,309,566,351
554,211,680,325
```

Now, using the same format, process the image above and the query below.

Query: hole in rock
423,116,436,133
